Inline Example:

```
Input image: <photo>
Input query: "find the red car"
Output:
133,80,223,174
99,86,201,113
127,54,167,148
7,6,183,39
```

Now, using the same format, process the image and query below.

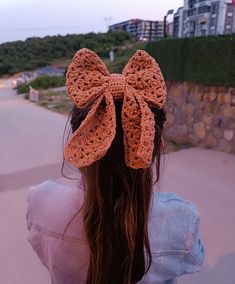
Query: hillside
0,31,137,76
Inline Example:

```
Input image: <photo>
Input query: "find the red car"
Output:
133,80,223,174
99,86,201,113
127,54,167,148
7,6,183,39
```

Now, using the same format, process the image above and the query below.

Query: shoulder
27,178,83,216
153,191,199,221
26,178,89,282
26,177,84,239
149,192,200,253
142,193,205,283
27,178,82,205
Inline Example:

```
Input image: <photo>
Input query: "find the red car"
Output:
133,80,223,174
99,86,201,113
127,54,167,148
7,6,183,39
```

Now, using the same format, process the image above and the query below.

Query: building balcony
188,26,195,32
198,24,207,30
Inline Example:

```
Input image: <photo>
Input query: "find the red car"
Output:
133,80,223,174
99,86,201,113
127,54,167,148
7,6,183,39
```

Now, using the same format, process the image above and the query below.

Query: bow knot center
108,74,126,99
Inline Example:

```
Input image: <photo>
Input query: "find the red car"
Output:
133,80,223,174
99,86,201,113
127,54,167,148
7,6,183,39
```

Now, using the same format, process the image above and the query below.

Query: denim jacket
26,179,205,284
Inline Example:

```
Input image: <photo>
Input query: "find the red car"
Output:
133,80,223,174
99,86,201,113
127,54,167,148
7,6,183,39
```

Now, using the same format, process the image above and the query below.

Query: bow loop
122,88,155,168
64,92,116,168
123,50,166,108
66,48,110,108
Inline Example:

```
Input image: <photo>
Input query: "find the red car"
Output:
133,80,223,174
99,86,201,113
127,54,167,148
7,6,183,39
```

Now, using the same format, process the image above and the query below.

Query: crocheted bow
64,48,166,169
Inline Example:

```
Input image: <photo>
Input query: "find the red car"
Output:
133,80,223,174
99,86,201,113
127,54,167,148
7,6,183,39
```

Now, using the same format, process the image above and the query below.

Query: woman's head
64,48,167,284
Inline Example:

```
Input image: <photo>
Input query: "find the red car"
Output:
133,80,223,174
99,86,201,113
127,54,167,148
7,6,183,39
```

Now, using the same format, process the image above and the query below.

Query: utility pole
149,20,153,41
104,17,112,32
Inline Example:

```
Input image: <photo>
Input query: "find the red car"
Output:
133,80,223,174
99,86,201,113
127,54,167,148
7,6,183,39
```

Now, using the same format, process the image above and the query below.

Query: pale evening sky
0,0,183,44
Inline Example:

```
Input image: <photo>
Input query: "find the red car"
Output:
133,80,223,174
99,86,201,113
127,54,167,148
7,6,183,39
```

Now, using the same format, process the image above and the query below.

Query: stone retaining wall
164,82,235,153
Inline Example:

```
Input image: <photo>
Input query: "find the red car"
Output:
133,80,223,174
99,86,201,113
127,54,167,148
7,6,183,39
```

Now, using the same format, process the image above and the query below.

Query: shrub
17,75,66,94
17,84,30,94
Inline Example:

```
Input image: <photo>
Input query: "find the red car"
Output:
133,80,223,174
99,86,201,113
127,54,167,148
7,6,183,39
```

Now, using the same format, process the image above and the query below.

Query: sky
0,0,183,44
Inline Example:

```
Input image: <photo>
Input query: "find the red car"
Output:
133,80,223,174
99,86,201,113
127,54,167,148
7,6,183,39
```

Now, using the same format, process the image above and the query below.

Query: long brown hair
65,100,166,284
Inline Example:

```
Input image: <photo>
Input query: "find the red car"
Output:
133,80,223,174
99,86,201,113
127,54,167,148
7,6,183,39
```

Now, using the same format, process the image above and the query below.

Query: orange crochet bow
64,48,166,169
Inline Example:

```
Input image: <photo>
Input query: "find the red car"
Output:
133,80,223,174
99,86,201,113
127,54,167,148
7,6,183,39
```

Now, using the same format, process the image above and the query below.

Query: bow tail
122,89,155,169
64,92,116,168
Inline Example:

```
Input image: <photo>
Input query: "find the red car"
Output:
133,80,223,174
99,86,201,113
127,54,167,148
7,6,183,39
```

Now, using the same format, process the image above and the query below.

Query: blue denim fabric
139,192,205,283
27,181,205,284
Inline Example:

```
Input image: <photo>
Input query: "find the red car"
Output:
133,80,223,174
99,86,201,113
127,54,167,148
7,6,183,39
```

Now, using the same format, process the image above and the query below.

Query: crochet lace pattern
64,48,166,169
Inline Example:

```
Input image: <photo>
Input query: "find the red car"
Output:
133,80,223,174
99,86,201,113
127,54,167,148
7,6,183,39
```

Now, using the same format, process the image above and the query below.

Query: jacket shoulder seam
29,224,86,244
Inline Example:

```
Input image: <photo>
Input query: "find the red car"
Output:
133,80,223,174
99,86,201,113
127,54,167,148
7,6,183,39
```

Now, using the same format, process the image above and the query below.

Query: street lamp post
164,9,174,38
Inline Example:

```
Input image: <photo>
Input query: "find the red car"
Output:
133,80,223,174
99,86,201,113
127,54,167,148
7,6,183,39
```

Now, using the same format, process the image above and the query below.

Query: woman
26,48,205,284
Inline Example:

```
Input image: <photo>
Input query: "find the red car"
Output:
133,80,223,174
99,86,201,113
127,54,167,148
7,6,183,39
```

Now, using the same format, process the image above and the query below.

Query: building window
189,21,195,28
188,8,197,16
198,5,210,14
188,0,197,8
226,24,231,29
227,12,233,17
211,4,217,14
210,17,216,26
201,30,206,36
189,31,195,37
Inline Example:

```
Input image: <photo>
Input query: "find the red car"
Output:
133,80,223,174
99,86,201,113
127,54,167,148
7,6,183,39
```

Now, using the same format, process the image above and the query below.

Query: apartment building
173,0,235,37
109,19,164,41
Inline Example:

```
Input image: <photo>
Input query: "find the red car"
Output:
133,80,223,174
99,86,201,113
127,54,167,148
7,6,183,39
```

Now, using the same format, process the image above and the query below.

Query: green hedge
145,35,235,87
17,75,65,94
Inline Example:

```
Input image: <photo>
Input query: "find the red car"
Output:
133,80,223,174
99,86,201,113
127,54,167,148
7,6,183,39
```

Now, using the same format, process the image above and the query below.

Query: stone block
166,113,175,128
166,124,188,144
174,108,187,123
208,102,219,114
170,85,182,97
205,135,217,148
218,139,232,153
221,105,233,118
224,129,234,141
193,122,206,140
231,96,235,106
209,92,217,102
186,103,194,114
174,95,183,106
217,93,231,104
202,114,212,126
202,93,211,102
213,127,223,140
188,134,199,145
187,114,194,125
196,93,203,102
182,103,186,112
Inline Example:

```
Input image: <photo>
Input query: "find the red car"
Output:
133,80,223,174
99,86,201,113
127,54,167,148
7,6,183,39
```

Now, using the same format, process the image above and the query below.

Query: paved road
0,79,235,284
160,149,235,284
0,79,65,284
